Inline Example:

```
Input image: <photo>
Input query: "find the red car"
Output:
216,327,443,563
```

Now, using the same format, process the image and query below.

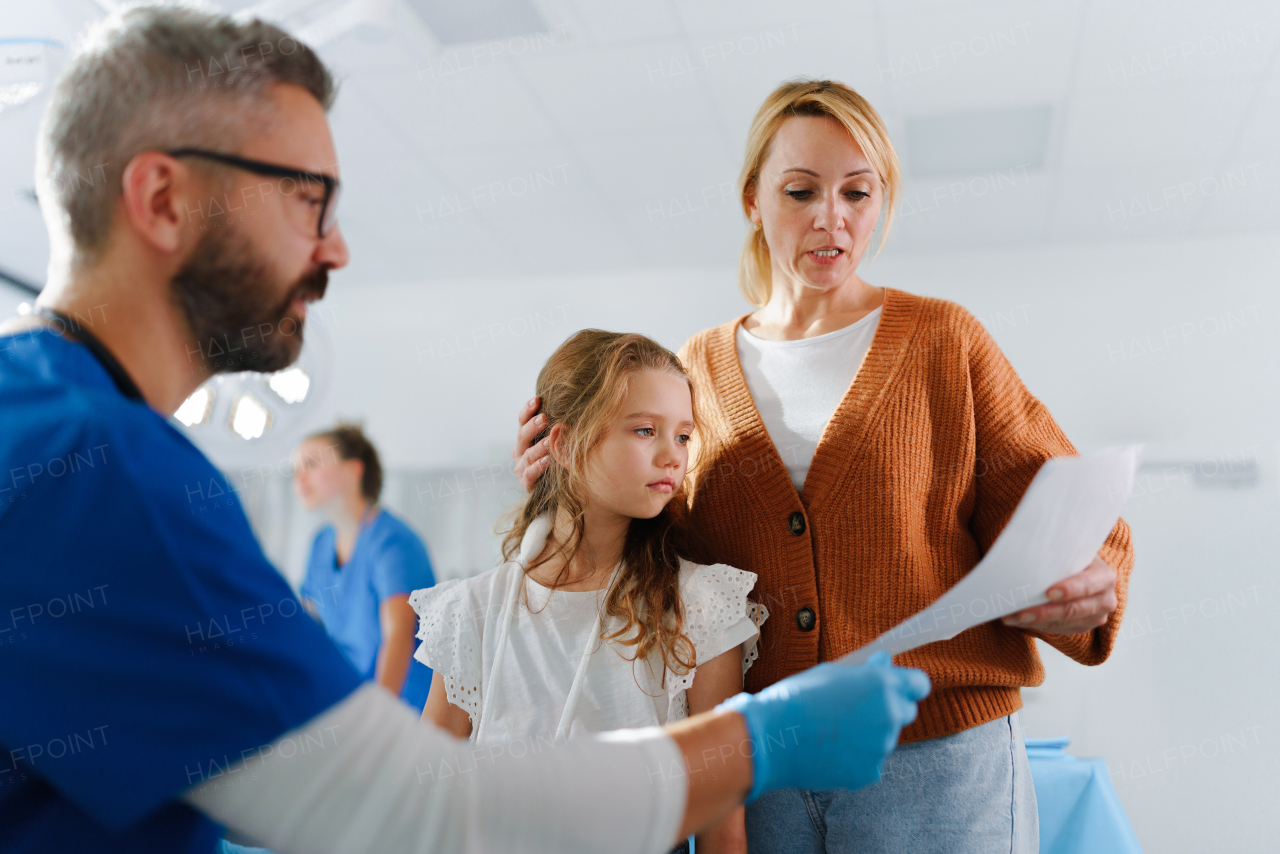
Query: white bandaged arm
183,684,687,854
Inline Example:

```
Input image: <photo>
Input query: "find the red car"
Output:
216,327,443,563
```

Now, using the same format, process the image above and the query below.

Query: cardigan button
787,511,806,535
796,607,816,632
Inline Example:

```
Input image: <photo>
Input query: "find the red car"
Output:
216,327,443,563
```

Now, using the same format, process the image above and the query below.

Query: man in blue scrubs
0,6,931,853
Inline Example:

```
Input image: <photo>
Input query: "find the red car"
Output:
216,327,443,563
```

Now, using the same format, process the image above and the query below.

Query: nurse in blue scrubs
292,424,435,712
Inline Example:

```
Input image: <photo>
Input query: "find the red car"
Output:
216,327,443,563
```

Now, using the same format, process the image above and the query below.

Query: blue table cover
1026,737,1144,854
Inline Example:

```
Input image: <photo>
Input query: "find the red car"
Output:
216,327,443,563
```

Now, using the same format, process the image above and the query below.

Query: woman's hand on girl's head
1002,553,1119,635
513,396,552,492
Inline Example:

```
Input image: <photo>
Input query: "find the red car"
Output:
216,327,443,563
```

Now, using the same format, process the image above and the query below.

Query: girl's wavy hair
501,330,699,686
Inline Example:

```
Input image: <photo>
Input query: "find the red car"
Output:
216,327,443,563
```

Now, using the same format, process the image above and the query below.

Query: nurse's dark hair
308,422,383,503
501,330,700,687
38,5,335,268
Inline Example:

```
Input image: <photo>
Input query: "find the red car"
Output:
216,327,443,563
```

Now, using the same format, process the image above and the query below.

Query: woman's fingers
1001,554,1119,634
1045,555,1116,602
512,397,544,458
514,412,547,460
1003,590,1117,633
517,395,540,426
517,440,552,492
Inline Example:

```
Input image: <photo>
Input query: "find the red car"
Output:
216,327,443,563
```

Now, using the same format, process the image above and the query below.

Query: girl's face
580,369,693,521
291,437,359,511
747,114,884,295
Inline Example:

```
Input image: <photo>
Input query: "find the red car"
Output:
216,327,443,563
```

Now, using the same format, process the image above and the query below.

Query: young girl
409,330,767,854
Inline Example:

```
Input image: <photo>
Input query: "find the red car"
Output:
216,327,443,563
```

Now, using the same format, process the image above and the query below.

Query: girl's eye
677,434,691,445
784,189,812,200
846,190,869,200
634,427,655,437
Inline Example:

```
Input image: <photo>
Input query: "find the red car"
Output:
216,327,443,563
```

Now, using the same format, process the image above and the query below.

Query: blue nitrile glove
715,651,930,803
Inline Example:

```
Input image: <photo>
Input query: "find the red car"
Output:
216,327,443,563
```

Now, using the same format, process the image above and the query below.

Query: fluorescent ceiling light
402,0,547,45
175,386,215,427
229,393,273,440
905,104,1053,178
268,366,311,404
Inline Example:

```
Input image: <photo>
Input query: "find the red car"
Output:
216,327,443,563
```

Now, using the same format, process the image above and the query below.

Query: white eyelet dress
407,514,769,748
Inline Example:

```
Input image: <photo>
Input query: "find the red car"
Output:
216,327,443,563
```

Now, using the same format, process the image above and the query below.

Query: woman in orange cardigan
514,80,1134,854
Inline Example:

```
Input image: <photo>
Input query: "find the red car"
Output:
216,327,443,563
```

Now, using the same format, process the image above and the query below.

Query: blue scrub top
0,328,363,853
300,510,435,711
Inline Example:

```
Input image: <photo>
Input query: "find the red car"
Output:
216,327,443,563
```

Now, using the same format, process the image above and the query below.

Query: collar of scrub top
34,306,145,402
474,513,622,746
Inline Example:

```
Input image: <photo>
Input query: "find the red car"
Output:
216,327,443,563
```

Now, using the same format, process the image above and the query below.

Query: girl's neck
530,505,629,592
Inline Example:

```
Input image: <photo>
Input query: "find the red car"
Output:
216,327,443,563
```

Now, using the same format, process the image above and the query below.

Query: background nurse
293,422,436,711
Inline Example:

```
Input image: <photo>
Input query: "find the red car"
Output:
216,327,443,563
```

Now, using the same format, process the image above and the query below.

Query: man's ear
119,151,202,255
547,423,568,466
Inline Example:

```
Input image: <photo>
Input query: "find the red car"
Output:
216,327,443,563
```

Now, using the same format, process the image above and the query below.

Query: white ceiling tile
694,14,889,125
572,130,735,205
889,166,1054,251
416,142,578,211
1074,0,1279,92
564,0,681,45
1058,82,1255,172
1232,64,1280,157
1193,154,1280,233
351,63,561,150
515,42,726,140
671,0,867,37
1048,165,1209,242
878,1,1081,115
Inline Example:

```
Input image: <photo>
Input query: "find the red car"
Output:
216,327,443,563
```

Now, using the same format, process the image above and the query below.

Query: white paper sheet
840,445,1141,665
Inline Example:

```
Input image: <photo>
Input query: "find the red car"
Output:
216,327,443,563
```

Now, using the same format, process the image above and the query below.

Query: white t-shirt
735,306,882,493
409,516,768,747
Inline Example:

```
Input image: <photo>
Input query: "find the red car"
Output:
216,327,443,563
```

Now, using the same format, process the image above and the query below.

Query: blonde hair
736,79,902,307
501,330,699,685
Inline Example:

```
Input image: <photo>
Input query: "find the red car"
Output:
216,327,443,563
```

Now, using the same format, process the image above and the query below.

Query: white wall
0,281,32,320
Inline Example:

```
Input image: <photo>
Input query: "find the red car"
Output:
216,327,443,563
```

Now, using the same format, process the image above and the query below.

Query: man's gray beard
171,223,327,375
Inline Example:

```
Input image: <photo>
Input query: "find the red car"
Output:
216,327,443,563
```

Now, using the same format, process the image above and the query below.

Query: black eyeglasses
167,148,340,238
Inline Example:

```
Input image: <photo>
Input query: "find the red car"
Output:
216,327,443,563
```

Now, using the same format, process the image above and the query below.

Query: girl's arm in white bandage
182,683,689,854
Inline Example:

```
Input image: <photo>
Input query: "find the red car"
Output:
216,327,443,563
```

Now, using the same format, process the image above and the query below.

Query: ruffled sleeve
408,579,483,724
666,562,770,721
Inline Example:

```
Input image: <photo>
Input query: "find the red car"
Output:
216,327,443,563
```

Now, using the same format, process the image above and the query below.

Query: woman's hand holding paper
1002,554,1119,635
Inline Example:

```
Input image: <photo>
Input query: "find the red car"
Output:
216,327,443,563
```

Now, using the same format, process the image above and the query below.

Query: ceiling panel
1,0,1277,291
1073,0,1279,93
1048,164,1209,242
889,166,1054,251
354,60,561,151
877,0,1081,115
1231,61,1280,157
516,41,727,141
1193,153,1280,233
1058,82,1255,173
564,0,680,45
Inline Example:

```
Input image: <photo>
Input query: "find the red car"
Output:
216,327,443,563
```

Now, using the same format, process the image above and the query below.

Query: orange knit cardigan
675,286,1135,743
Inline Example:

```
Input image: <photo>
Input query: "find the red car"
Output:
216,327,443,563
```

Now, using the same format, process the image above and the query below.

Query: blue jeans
746,713,1038,854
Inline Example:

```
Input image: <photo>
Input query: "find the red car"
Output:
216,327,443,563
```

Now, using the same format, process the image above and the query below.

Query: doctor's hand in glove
716,651,930,803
